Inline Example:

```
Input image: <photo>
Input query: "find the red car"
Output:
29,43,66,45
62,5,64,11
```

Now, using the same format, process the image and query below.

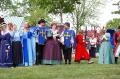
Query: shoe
88,61,94,64
65,62,67,64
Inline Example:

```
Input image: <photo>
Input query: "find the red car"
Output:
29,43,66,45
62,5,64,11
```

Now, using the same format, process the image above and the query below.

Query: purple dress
0,32,13,67
42,38,62,64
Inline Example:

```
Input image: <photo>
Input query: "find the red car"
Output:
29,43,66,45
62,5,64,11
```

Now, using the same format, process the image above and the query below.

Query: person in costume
89,34,97,58
29,27,37,65
114,26,120,64
75,30,93,64
50,22,63,55
106,29,115,48
61,22,76,64
98,33,114,64
50,23,59,39
35,19,49,64
42,30,62,65
12,25,23,67
0,24,13,67
21,22,33,66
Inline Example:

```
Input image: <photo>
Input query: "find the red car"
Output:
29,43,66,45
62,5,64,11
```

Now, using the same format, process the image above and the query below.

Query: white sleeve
71,36,74,44
60,32,64,44
115,45,120,57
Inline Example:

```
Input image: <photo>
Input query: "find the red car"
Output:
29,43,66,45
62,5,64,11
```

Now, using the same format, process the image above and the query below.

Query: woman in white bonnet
98,33,115,64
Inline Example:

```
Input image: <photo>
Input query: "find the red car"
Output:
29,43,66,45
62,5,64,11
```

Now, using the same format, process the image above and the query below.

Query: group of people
98,27,120,64
0,19,76,67
0,19,119,68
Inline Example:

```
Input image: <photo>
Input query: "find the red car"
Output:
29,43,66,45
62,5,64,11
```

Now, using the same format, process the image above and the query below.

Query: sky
98,0,120,26
0,0,120,27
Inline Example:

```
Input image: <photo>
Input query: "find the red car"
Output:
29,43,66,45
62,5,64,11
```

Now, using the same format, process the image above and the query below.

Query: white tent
4,16,24,30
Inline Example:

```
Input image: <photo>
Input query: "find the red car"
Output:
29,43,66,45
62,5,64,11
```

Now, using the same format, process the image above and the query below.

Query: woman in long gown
21,22,33,66
29,27,36,65
75,31,93,64
98,33,115,64
42,28,62,65
0,25,13,67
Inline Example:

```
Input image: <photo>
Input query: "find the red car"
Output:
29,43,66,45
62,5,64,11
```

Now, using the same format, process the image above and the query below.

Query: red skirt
75,44,90,62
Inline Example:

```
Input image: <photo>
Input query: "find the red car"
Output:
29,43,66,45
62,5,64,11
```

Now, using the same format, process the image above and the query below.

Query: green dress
98,41,115,64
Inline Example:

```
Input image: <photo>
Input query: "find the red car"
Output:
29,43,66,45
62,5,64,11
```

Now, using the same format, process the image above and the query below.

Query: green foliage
112,10,120,14
28,0,79,23
28,0,78,14
26,8,51,26
0,0,13,11
9,0,29,17
112,1,120,15
106,18,120,29
72,0,102,31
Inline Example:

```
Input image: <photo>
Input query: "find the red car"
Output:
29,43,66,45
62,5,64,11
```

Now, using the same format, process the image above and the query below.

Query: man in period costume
35,19,49,64
61,22,76,64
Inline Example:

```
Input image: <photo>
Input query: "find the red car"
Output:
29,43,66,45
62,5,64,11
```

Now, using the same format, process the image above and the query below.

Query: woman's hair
23,22,30,29
7,23,14,31
118,25,120,29
51,22,57,27
51,22,58,29
99,29,105,36
0,24,7,31
77,30,84,34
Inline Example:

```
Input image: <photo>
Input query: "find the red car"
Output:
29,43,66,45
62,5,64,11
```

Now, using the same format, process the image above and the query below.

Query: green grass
0,58,120,79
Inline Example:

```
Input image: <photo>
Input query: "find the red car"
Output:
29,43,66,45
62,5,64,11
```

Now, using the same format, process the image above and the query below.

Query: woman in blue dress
21,22,33,66
0,25,13,67
98,33,115,64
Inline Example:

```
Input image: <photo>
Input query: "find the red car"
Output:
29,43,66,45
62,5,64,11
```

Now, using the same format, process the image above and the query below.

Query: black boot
65,60,67,64
115,57,118,64
69,60,71,64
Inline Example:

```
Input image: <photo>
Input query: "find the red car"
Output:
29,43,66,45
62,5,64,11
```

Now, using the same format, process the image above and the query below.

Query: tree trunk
85,26,87,40
60,11,63,23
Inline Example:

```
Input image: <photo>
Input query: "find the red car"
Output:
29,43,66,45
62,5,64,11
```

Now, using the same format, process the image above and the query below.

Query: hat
38,19,46,24
103,33,110,41
47,30,53,37
64,22,70,27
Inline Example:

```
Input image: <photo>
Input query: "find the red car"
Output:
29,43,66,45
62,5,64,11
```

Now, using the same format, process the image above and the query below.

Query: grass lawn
0,58,120,79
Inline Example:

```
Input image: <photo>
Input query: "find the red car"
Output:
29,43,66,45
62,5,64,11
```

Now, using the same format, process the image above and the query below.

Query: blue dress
30,27,36,64
0,32,13,67
98,41,115,64
22,31,33,66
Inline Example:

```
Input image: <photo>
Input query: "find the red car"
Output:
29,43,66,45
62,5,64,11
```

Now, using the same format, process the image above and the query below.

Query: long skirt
75,44,90,62
98,41,114,64
0,40,13,67
23,38,33,66
12,41,23,67
43,39,62,65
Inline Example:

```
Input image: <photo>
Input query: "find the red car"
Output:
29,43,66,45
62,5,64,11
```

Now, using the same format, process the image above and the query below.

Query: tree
112,1,120,15
72,0,102,31
9,0,29,17
107,1,120,29
28,0,79,23
27,8,51,26
0,0,13,11
106,18,120,29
